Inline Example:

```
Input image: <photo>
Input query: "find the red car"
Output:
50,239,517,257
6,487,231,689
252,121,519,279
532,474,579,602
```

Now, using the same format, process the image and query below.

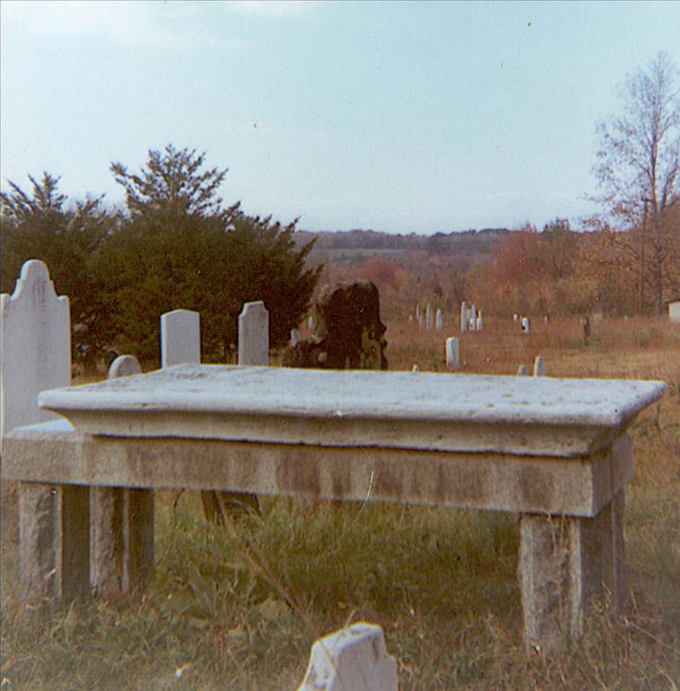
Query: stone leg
91,487,154,598
19,482,90,603
519,491,627,652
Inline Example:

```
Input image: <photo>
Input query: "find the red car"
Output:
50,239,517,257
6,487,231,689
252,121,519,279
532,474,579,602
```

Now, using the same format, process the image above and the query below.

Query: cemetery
1,260,679,691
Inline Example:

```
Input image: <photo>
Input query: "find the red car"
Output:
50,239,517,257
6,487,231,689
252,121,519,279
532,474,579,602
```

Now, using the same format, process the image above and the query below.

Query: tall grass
2,317,679,690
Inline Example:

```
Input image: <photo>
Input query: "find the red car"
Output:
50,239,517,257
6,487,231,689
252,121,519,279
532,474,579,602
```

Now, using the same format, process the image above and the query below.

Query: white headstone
297,623,398,691
291,329,301,347
160,309,200,368
476,311,483,331
239,301,269,366
522,317,530,334
436,308,443,332
1,260,71,438
418,315,424,331
513,314,519,322
412,365,419,372
533,356,546,377
426,303,434,331
517,364,529,376
108,355,142,379
460,301,467,333
446,337,460,370
416,304,421,320
469,304,477,332
308,315,315,331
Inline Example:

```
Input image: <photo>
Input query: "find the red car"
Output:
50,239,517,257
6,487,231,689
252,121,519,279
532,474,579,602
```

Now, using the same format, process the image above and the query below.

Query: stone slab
2,423,634,517
38,365,665,458
297,623,397,691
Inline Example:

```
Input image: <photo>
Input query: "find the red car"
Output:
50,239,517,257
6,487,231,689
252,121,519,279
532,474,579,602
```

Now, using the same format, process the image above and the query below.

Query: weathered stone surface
1,259,70,438
297,623,397,691
238,301,269,366
519,489,627,651
39,366,665,458
460,301,467,333
446,337,460,370
108,355,142,379
161,309,200,368
533,356,546,377
19,482,89,603
283,280,387,370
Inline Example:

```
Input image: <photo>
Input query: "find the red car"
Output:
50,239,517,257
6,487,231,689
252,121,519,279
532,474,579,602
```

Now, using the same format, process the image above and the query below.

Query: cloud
0,1,249,50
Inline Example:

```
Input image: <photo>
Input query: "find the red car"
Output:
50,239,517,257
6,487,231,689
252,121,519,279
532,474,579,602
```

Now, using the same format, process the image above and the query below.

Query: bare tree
593,52,680,315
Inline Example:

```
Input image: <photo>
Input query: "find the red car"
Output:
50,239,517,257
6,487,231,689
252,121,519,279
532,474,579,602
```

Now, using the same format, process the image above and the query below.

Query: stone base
519,491,626,652
91,487,154,598
19,482,89,602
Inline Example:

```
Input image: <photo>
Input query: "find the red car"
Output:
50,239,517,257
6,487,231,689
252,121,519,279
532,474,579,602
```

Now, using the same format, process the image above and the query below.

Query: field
2,315,679,691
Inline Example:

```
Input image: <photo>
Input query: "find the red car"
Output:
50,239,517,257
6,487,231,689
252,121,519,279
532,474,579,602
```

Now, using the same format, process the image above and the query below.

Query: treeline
324,216,680,320
0,146,322,368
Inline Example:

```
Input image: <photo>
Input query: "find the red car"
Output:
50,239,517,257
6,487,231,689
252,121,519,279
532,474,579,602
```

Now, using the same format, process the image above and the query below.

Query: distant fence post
1,260,89,602
161,309,201,367
239,301,269,366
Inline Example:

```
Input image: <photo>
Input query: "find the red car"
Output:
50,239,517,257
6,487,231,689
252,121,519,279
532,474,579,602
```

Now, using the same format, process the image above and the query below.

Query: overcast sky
2,1,679,234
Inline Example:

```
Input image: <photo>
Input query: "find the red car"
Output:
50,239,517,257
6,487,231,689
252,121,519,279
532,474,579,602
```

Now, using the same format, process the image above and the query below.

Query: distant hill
294,228,511,272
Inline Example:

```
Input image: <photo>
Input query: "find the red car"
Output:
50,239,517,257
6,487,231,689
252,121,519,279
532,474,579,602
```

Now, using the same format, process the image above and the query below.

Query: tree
105,146,321,362
1,173,116,367
592,52,680,314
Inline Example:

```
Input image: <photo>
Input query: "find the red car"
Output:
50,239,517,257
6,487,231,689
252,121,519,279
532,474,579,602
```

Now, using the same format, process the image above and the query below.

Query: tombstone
108,354,142,378
460,301,467,333
297,623,398,691
517,364,529,376
513,314,519,323
1,260,71,437
91,354,153,599
308,315,315,331
291,329,301,347
239,301,269,366
522,317,530,334
436,308,443,333
544,315,551,325
1,260,89,602
408,314,414,324
283,280,387,371
418,314,424,331
424,303,433,331
476,311,483,331
469,304,477,332
412,365,419,373
160,309,200,368
446,337,460,371
416,304,421,320
533,356,546,377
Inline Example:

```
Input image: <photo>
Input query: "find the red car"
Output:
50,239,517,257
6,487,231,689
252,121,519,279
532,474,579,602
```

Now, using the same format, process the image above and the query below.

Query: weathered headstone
533,356,546,377
283,280,387,371
291,329,301,347
160,309,200,367
239,301,269,366
446,337,460,370
436,308,443,332
582,316,591,340
426,303,434,331
297,623,398,691
517,364,529,376
1,260,88,602
91,354,153,599
469,304,477,332
460,301,467,333
522,317,530,334
419,314,424,331
476,311,483,331
412,364,419,372
308,315,315,331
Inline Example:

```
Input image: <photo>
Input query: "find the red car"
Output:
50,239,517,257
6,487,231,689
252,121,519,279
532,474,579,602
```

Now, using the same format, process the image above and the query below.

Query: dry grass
2,316,679,690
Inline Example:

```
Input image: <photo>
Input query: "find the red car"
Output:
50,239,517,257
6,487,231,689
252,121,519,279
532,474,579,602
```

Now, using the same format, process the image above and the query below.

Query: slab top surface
38,365,667,456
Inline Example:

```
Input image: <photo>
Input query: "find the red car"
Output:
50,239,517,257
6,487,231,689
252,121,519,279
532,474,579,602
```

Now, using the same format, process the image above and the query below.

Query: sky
2,1,680,235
